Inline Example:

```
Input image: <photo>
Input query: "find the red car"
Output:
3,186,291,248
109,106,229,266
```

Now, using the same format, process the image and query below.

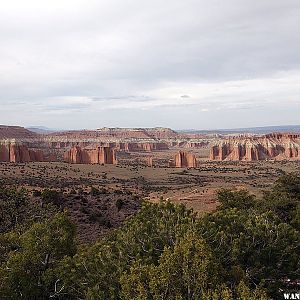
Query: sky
0,0,300,130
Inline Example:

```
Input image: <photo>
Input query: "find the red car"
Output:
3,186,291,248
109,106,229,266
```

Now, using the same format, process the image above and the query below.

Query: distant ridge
2,124,300,137
178,125,300,134
26,126,61,134
0,125,38,139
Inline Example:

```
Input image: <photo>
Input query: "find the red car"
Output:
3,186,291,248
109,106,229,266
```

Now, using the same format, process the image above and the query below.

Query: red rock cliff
118,142,168,152
209,133,300,161
146,156,153,167
174,151,197,168
0,141,45,162
64,146,116,164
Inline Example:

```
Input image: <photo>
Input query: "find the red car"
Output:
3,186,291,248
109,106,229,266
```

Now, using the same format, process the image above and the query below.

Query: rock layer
118,142,168,152
0,141,45,162
146,156,153,167
64,146,116,164
50,127,178,140
209,133,300,161
174,151,197,168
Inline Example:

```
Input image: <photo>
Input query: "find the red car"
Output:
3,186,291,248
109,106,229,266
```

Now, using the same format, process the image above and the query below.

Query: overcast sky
1,0,300,130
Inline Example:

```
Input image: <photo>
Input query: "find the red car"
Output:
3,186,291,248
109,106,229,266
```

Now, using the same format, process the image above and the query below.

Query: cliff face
64,146,116,164
170,141,209,148
40,128,211,152
49,127,177,140
0,126,38,139
33,140,169,153
0,141,45,162
209,133,300,161
146,156,153,167
174,151,197,168
118,142,168,152
0,144,9,161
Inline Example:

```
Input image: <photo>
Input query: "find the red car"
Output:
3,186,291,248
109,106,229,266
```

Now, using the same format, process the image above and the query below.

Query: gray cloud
0,0,299,129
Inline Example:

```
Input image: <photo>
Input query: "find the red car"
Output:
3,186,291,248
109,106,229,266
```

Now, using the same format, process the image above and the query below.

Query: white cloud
0,0,299,128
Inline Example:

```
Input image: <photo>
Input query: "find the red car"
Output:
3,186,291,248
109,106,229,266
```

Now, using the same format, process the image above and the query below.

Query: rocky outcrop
11,126,211,157
146,156,153,167
0,126,38,139
0,144,9,161
63,146,88,164
34,140,169,153
209,133,300,161
64,146,116,164
118,142,168,152
91,147,116,164
29,149,45,161
42,128,211,151
0,141,45,162
50,127,177,140
170,141,209,148
174,151,197,168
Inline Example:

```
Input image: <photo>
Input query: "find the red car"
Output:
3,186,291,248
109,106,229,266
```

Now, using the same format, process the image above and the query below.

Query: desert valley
1,124,300,235
1,1,300,297
1,125,299,299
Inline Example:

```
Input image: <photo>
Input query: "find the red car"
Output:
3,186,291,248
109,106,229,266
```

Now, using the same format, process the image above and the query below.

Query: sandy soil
1,159,299,214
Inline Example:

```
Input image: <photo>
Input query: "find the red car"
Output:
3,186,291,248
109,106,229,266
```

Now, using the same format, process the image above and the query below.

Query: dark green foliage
54,201,272,299
115,198,124,211
291,204,300,229
90,186,108,195
0,174,299,299
260,174,300,226
0,212,76,299
32,189,42,197
55,201,198,299
0,187,58,235
0,187,27,233
116,201,197,263
217,188,256,210
199,208,299,295
218,174,300,228
90,186,100,196
88,212,111,227
274,174,300,197
41,189,62,206
120,234,222,299
209,174,300,297
114,189,124,195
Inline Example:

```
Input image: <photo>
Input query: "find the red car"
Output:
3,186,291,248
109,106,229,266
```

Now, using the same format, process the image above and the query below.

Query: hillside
0,125,38,139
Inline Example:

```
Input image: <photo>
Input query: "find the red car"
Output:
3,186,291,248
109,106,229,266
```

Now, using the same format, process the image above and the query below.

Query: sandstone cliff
118,142,168,152
209,133,300,161
64,146,116,164
49,127,177,140
0,141,45,162
174,151,197,168
146,156,153,167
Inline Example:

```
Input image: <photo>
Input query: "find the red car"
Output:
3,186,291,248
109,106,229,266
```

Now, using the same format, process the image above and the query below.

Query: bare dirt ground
1,158,299,214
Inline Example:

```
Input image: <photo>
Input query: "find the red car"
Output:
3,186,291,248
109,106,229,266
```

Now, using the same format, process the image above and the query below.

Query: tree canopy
0,174,299,299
